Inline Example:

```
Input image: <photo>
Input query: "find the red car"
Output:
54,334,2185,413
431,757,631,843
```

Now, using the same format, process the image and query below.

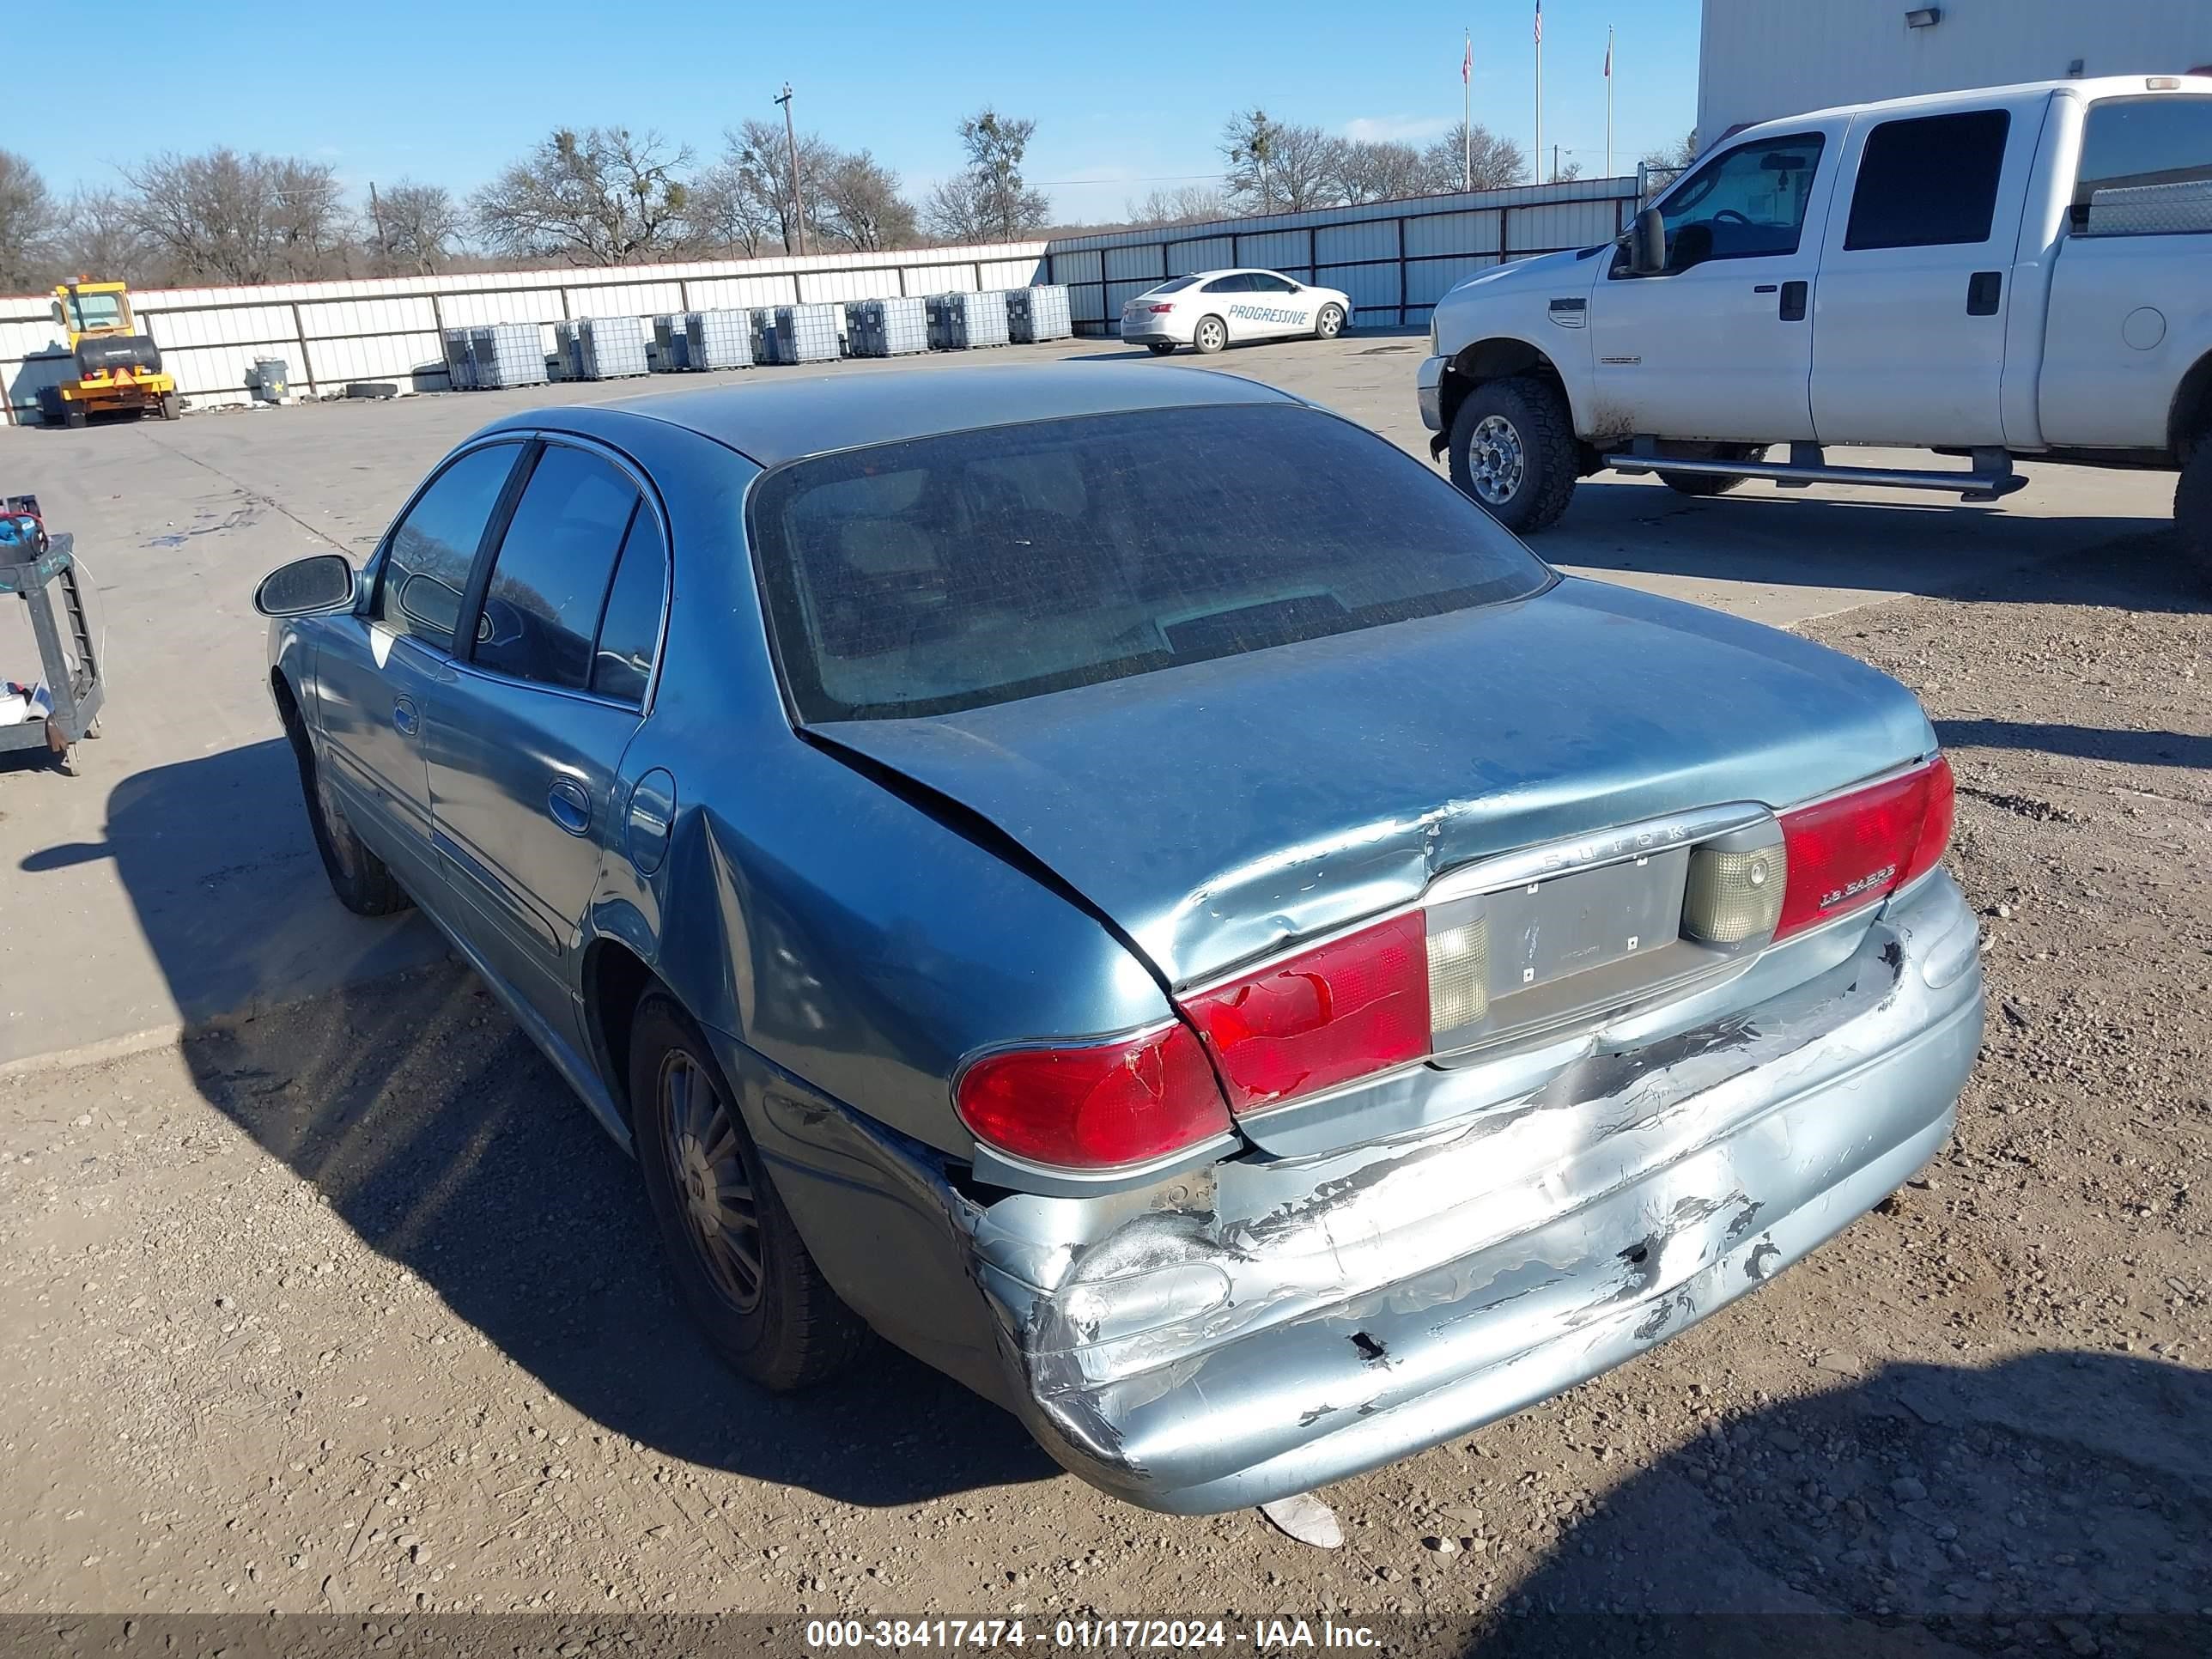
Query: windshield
64,290,127,331
1150,276,1199,294
748,404,1554,722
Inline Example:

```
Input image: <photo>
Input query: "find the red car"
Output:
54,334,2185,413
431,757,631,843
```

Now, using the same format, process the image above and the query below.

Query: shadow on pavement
41,742,1054,1510
1935,720,2212,771
1475,1351,2212,1658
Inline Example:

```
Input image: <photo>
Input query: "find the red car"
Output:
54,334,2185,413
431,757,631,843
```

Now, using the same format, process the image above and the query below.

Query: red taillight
955,1022,1231,1170
1180,914,1431,1112
1775,756,1954,939
1147,303,1176,313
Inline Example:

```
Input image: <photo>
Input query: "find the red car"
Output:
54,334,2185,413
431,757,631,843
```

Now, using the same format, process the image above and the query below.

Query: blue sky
26,0,1701,225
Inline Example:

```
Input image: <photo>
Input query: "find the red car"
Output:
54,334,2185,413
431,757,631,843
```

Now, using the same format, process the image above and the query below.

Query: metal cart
2,527,104,763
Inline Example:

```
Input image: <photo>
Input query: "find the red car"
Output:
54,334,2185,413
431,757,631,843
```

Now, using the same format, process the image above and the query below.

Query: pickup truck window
1643,133,1825,271
2072,96,2212,236
1844,110,2010,251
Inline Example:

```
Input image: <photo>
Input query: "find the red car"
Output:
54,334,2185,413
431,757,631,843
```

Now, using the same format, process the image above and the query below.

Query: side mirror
253,553,356,617
1631,207,1668,276
51,301,66,328
1287,283,1304,294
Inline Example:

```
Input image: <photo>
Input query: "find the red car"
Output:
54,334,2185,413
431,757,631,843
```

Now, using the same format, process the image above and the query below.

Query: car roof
506,361,1302,468
1170,268,1285,282
1730,73,2212,141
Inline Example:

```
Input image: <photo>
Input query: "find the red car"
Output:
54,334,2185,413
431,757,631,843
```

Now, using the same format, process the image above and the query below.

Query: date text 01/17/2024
803,1620,1382,1650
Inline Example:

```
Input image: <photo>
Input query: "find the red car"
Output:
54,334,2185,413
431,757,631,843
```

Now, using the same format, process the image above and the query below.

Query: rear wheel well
1440,339,1568,441
584,939,659,1125
2171,349,2212,461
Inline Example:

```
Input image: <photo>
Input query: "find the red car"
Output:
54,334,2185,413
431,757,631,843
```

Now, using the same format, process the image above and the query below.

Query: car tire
1448,375,1579,534
629,991,870,1393
1146,341,1177,356
159,392,181,421
279,702,411,917
1194,315,1227,355
2178,435,2212,586
1314,303,1346,341
1660,443,1766,496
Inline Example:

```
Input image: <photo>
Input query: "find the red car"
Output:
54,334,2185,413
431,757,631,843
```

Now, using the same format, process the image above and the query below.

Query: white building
1699,0,2212,146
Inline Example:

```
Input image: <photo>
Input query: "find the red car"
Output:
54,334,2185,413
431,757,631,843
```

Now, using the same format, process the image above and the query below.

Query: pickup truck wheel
2179,440,2212,586
630,993,871,1393
1660,443,1766,496
1449,377,1578,533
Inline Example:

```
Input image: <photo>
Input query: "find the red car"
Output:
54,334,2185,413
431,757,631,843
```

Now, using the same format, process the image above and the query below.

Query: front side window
473,445,641,691
1246,273,1295,293
373,443,521,651
2072,96,2212,235
1844,110,2011,251
62,290,126,331
749,404,1554,723
1643,132,1826,270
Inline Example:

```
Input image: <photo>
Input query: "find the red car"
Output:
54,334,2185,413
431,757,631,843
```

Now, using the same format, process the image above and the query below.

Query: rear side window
748,404,1554,722
591,511,667,704
374,442,520,651
1202,274,1251,293
1844,110,2011,250
2072,96,2212,235
474,445,640,691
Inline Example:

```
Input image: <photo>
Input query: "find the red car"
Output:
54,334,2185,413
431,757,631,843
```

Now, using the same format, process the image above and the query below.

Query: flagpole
1534,5,1545,182
1606,26,1615,179
1463,29,1474,190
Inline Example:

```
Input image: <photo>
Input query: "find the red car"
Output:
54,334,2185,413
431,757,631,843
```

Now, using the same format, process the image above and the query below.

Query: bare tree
1,149,58,292
1420,123,1528,192
472,127,692,266
372,179,463,275
925,110,1051,243
817,151,917,251
120,149,353,283
719,119,836,255
1124,185,1232,227
54,190,150,285
1641,129,1700,172
1332,140,1429,205
687,154,780,258
1220,110,1343,214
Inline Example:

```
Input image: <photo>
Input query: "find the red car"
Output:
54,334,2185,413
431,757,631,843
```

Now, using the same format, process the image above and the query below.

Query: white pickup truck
1416,76,2212,572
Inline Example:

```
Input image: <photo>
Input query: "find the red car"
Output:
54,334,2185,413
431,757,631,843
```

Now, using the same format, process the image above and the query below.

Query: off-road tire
629,992,870,1393
2177,438,2212,587
1194,315,1228,355
1315,303,1346,341
1448,375,1580,534
159,392,181,421
1146,341,1177,356
280,693,410,916
1660,443,1767,496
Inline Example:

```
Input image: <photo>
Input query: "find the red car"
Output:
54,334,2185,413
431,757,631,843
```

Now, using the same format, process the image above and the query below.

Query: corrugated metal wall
1042,177,1638,333
2,179,1641,418
0,241,1049,421
1698,0,2212,145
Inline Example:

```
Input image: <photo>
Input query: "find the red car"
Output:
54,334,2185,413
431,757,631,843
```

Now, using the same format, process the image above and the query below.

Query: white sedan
1120,269,1351,356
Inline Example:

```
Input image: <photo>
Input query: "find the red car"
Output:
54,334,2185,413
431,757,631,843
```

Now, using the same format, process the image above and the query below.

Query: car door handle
392,696,418,737
1778,281,1808,322
546,779,592,837
1966,270,2002,316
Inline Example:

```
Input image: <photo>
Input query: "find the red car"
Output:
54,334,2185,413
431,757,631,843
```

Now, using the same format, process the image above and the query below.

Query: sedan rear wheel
1194,315,1227,355
1315,303,1345,341
629,992,869,1392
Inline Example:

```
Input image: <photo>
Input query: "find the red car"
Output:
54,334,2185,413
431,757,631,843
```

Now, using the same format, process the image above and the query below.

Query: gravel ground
2,522,2207,1657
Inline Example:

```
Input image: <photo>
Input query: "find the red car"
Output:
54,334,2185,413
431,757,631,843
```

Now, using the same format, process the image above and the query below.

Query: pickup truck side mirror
1631,208,1667,276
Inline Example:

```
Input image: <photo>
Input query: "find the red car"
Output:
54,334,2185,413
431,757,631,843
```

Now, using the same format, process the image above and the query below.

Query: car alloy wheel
1195,317,1226,353
315,768,361,880
1316,304,1344,339
1467,413,1526,506
659,1048,765,1314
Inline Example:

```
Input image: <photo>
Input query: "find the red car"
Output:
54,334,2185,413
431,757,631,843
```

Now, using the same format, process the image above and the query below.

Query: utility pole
368,180,390,272
775,83,807,257
1533,0,1544,185
1605,25,1615,180
1462,29,1473,191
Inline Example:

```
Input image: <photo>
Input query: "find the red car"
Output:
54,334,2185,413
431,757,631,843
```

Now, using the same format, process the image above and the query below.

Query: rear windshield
747,403,1553,722
1151,276,1199,293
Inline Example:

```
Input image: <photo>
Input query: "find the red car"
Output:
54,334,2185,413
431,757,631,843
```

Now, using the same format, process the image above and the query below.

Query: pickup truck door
1588,125,1841,444
1809,98,2046,447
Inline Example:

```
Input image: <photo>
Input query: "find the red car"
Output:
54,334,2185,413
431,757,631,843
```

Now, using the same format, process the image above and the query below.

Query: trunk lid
814,577,1936,990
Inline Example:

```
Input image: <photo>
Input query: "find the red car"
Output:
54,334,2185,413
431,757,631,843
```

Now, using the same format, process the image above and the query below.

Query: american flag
1462,35,1474,83
1604,31,1612,76
1534,0,1543,46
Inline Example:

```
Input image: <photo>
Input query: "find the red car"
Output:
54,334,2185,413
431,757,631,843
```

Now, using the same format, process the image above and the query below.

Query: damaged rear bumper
745,872,1982,1514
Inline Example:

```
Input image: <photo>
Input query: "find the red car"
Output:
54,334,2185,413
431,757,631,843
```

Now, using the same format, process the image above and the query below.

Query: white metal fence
2,175,1638,424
